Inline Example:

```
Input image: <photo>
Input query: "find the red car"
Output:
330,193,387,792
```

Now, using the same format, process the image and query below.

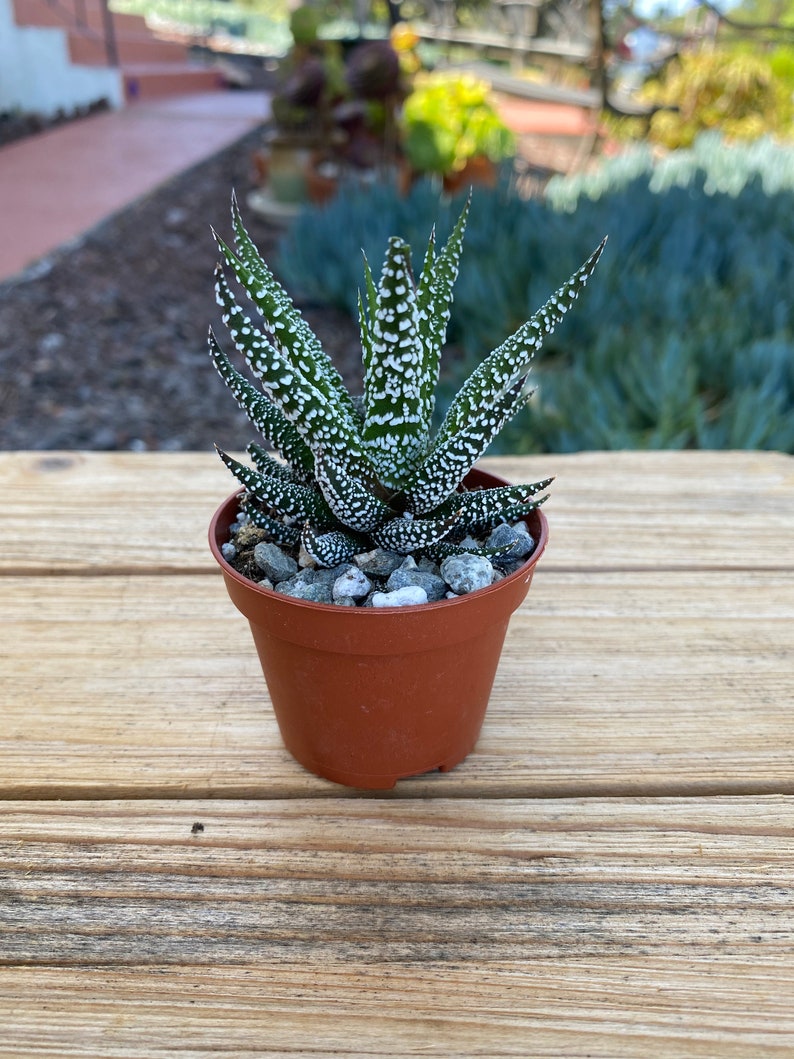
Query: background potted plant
253,4,344,207
208,192,605,788
253,7,406,210
399,71,517,192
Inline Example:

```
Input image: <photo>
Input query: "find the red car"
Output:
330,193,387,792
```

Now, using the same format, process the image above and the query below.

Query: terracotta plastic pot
209,467,548,789
442,154,499,195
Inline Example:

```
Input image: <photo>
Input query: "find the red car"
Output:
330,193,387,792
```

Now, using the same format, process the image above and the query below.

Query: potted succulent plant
208,192,605,789
253,6,406,211
399,72,516,192
255,5,343,207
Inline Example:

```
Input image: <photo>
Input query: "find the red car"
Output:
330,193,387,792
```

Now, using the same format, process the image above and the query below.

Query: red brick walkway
0,91,268,283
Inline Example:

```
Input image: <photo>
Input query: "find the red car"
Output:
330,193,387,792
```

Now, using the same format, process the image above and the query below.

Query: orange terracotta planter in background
209,467,549,789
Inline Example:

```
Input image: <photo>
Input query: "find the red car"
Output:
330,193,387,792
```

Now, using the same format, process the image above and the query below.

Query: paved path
0,91,269,282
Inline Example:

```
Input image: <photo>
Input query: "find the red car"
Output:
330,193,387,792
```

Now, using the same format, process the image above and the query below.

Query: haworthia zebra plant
210,193,606,567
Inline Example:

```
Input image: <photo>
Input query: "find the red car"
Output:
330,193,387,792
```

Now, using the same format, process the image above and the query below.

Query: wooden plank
3,797,794,958
0,451,232,574
0,960,792,1058
1,793,793,1057
0,962,789,1059
2,570,791,799
0,451,792,573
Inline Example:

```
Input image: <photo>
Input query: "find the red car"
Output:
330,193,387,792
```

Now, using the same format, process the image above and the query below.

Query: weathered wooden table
1,450,792,1056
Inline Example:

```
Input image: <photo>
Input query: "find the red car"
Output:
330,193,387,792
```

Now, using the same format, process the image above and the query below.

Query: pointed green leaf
216,447,332,523
437,237,607,446
497,494,550,525
357,289,373,386
208,329,314,477
424,539,514,562
215,266,372,476
361,236,426,490
224,194,358,424
451,479,554,527
240,502,302,547
300,524,363,568
372,512,460,554
415,195,470,433
314,451,394,533
246,442,308,484
358,251,379,383
404,384,531,515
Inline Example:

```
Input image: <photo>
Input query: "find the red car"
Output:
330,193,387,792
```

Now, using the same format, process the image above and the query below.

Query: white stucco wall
0,0,123,117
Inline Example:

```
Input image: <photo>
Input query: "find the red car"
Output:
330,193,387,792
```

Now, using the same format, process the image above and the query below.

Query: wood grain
1,799,793,1055
1,959,792,1057
0,450,791,572
1,450,793,1054
1,570,792,798
2,796,793,964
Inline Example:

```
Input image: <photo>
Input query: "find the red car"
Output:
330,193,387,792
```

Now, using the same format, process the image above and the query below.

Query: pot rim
208,477,549,617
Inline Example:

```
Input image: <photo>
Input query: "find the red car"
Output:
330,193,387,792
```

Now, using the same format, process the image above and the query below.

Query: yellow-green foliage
640,47,794,148
400,72,516,175
770,44,794,86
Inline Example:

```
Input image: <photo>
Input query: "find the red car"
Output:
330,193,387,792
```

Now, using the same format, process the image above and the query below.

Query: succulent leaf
415,196,470,433
314,450,394,533
225,194,358,424
496,495,551,525
300,524,363,567
214,239,357,430
424,539,515,562
451,479,555,526
216,447,332,523
357,252,379,381
372,512,461,554
246,442,308,484
361,236,426,489
241,503,302,547
357,290,372,383
436,237,608,446
208,329,314,477
404,383,531,514
215,266,372,475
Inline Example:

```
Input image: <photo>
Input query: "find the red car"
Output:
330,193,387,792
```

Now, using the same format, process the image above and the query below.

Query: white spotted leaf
314,450,394,533
436,237,607,447
208,329,314,477
216,447,332,523
361,236,426,490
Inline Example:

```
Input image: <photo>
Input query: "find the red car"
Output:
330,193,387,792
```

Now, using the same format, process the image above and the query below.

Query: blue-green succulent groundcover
277,133,794,454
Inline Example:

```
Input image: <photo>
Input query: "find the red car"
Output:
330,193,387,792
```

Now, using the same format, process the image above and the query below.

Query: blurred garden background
1,0,793,453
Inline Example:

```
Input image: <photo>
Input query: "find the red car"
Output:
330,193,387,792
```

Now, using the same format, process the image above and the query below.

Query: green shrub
277,135,794,453
400,72,516,176
630,47,794,148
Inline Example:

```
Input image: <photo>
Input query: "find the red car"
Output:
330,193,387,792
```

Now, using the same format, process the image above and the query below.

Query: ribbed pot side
209,467,549,789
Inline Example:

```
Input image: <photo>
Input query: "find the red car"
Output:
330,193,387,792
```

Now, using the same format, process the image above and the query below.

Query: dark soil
0,125,361,452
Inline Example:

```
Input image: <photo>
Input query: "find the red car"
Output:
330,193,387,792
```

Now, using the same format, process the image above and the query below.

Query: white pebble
332,566,372,601
371,586,429,608
440,554,494,595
